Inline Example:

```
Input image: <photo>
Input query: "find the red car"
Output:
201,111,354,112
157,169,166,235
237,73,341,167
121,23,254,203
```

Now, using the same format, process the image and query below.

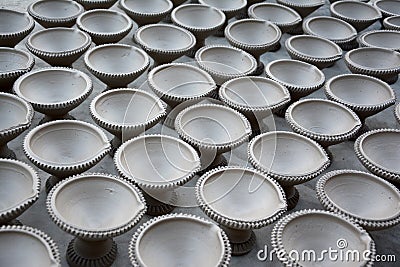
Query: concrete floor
2,0,399,266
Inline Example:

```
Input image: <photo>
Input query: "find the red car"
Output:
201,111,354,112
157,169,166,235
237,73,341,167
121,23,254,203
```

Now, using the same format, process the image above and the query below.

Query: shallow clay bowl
195,45,257,86
23,120,110,179
330,0,382,32
271,209,375,267
344,47,400,84
84,44,149,88
77,9,132,45
74,0,117,10
134,24,196,68
325,74,396,120
276,0,325,18
248,3,302,34
28,0,84,28
0,225,60,266
317,169,400,230
286,99,362,147
119,0,173,26
355,128,400,183
129,213,231,267
395,103,400,125
373,0,400,18
383,15,400,30
0,9,35,47
303,16,358,50
199,0,247,19
285,35,342,69
0,47,35,91
358,30,400,52
26,27,91,67
0,159,40,224
13,67,92,123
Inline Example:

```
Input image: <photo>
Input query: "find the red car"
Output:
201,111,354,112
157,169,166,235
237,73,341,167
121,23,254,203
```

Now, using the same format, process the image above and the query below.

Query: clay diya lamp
74,0,117,10
225,19,282,75
28,0,84,28
23,120,111,193
196,166,287,255
383,15,400,30
355,128,400,184
248,3,302,34
84,44,149,89
115,134,200,215
175,103,251,172
276,0,325,18
395,103,400,125
119,0,173,26
317,169,400,231
286,99,362,150
344,47,400,84
271,209,375,266
330,0,382,32
171,4,226,57
76,9,132,45
0,93,33,159
373,0,400,19
90,88,167,154
0,159,40,225
358,30,400,52
195,45,257,86
285,35,343,69
134,24,196,70
249,131,330,210
0,9,35,47
13,67,93,124
26,27,91,67
219,76,290,135
0,47,35,91
47,173,146,267
0,225,61,266
129,213,231,266
325,74,396,129
198,0,247,36
303,16,358,50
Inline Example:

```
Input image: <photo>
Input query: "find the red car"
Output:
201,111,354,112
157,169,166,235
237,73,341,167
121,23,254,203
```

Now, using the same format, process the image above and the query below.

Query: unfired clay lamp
76,9,132,45
47,173,146,267
26,28,91,67
0,159,40,225
0,92,33,159
373,0,400,18
0,9,35,47
195,45,257,86
271,209,375,267
285,35,343,69
119,0,173,26
344,47,400,84
13,67,93,124
317,169,400,231
84,44,149,89
196,166,287,255
383,15,400,31
134,24,196,70
358,30,400,52
90,88,166,154
325,74,396,126
74,0,117,10
129,213,231,267
303,16,358,50
0,47,35,91
285,99,362,148
171,4,226,57
23,120,110,193
115,134,200,215
276,0,325,18
395,103,400,125
355,128,400,184
249,131,330,210
248,3,302,34
330,0,382,32
0,225,61,266
219,76,290,135
28,0,84,28
175,103,251,172
225,19,282,75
